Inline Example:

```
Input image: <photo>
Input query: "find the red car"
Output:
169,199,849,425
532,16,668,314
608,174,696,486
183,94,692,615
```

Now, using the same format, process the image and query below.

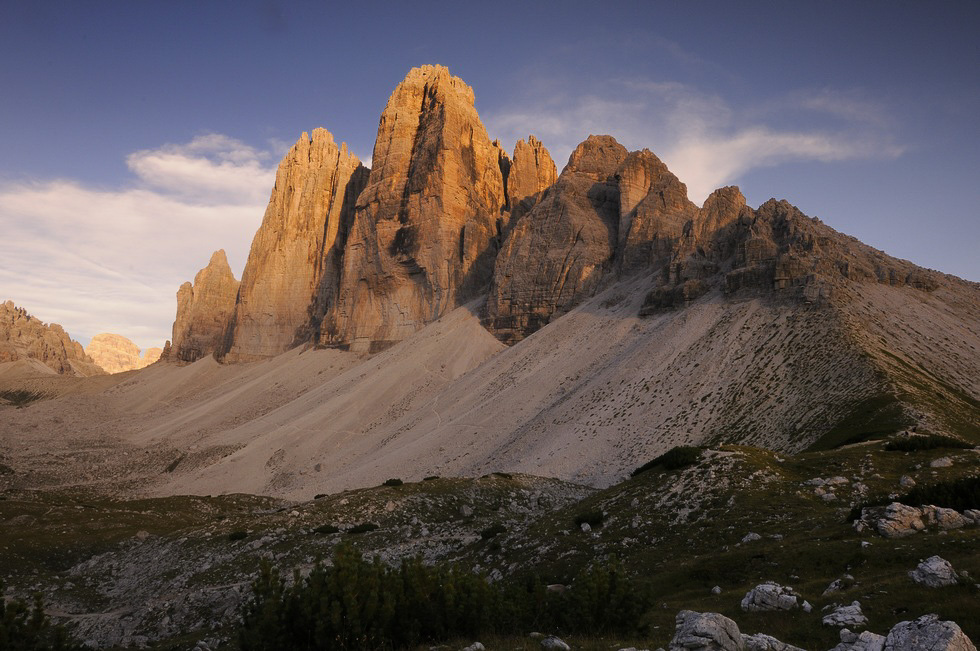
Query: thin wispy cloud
0,134,274,350
484,79,903,203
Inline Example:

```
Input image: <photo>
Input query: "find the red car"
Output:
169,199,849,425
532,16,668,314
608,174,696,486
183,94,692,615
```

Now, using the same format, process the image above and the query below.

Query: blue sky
1,1,977,350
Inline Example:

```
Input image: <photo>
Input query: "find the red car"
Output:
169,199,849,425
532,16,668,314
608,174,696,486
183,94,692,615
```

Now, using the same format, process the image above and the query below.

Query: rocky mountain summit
85,333,161,373
160,64,978,454
161,250,239,363
0,300,103,377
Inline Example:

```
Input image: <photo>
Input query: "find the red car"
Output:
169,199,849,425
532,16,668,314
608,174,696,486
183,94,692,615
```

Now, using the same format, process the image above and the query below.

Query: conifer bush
884,434,974,452
237,545,648,649
631,446,702,476
0,582,81,650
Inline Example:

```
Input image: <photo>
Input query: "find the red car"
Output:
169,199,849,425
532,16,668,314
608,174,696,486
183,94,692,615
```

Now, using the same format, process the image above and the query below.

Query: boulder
740,633,804,651
669,610,743,651
883,614,976,651
875,503,925,538
929,457,953,468
909,556,959,588
740,583,800,612
830,629,885,651
541,636,571,651
823,601,868,628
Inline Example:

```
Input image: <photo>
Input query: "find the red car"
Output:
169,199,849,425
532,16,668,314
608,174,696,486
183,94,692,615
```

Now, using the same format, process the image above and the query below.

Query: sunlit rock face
85,334,162,373
485,135,629,344
322,65,510,352
222,128,368,362
163,250,239,364
0,300,104,376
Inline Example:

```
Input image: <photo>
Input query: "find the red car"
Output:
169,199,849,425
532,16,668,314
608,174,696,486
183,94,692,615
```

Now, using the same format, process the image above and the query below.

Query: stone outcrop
669,610,744,651
85,333,162,373
740,583,801,612
741,633,805,651
854,503,978,538
883,614,976,651
831,629,886,651
0,301,103,376
163,251,239,364
222,128,368,362
908,555,959,588
823,602,868,628
323,65,509,352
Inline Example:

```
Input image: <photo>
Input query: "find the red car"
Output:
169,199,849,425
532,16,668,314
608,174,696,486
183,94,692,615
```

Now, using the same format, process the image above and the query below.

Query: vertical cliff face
222,128,368,362
322,65,509,351
164,250,239,364
615,149,698,273
504,135,557,228
0,300,104,376
85,334,163,373
485,135,629,344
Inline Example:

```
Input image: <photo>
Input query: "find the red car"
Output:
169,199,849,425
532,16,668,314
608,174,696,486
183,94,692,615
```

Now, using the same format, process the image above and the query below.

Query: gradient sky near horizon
1,1,978,351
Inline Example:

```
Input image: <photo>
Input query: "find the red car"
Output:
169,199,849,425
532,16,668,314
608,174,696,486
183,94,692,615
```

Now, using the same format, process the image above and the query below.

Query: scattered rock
741,532,762,544
580,522,592,532
711,586,722,595
929,457,953,468
829,629,885,651
909,556,959,588
669,610,743,651
823,575,855,596
899,476,915,489
883,614,976,651
541,636,571,651
741,632,804,651
740,583,800,612
823,601,868,628
461,643,485,651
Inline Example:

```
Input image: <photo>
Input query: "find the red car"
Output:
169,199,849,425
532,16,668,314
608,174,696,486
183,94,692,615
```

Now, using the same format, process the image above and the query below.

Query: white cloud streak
0,134,274,351
484,81,903,204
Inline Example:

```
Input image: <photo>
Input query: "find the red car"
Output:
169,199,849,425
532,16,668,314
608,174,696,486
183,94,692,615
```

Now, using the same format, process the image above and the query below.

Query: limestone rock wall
164,250,239,364
485,135,628,344
0,300,103,376
222,128,368,362
85,333,162,373
322,65,509,351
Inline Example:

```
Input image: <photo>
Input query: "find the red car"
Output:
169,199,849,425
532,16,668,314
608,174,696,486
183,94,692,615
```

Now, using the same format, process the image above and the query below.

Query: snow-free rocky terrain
1,65,978,649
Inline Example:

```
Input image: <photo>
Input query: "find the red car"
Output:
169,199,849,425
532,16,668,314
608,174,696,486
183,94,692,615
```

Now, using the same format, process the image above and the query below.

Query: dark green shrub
492,472,513,479
884,434,974,452
574,510,604,529
480,523,506,539
237,545,649,650
228,530,248,541
632,446,702,476
899,476,980,511
348,522,379,534
383,478,404,487
0,389,47,408
423,475,439,481
0,580,82,650
312,524,340,535
314,493,327,500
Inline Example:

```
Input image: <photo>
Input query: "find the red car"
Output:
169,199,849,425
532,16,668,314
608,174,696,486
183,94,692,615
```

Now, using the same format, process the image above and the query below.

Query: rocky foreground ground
2,434,976,649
